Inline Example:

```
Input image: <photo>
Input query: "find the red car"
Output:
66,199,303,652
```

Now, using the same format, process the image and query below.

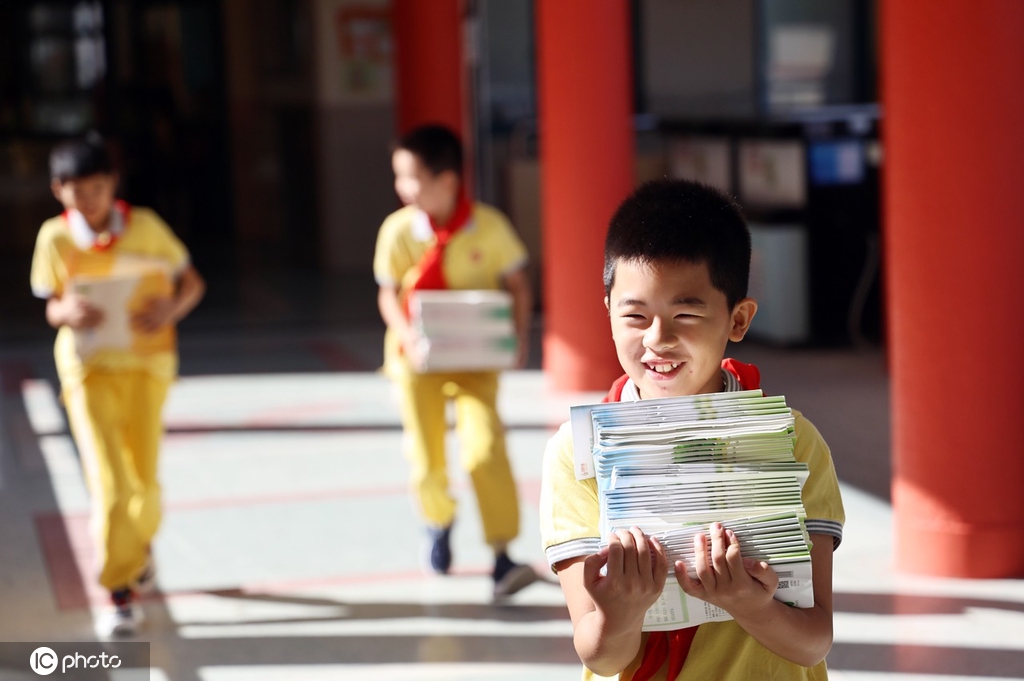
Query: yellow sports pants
64,370,170,591
396,370,519,546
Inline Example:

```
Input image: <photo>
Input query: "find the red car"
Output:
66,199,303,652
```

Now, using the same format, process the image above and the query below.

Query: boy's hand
583,527,668,625
401,328,427,371
59,294,104,330
675,522,779,615
132,296,176,333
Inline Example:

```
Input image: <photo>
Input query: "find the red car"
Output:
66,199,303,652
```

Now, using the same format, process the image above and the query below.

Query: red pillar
391,0,465,136
881,0,1024,577
536,0,633,391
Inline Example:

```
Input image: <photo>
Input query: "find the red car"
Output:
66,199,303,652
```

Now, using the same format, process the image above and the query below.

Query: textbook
569,389,814,631
70,274,139,356
409,290,517,372
69,257,176,359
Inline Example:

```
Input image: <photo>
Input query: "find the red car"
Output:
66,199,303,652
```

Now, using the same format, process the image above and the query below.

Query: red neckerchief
63,200,131,252
403,194,473,315
602,358,761,681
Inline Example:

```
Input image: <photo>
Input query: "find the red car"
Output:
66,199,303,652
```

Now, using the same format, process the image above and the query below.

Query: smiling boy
539,179,845,680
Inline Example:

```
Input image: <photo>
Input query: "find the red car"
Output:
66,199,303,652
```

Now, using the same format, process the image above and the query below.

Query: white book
70,274,140,357
408,290,517,373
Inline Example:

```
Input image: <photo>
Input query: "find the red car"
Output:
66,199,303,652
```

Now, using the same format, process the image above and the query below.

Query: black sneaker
492,552,538,599
425,525,452,575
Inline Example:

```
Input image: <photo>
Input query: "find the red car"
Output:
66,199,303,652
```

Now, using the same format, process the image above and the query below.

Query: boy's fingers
745,559,779,591
724,529,745,575
649,538,668,590
709,523,731,580
675,559,703,598
693,532,715,590
605,535,624,576
613,529,638,574
583,552,607,589
630,526,651,577
649,535,669,580
614,528,637,549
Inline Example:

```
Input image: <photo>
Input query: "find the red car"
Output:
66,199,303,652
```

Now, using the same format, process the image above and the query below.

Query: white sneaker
99,592,144,637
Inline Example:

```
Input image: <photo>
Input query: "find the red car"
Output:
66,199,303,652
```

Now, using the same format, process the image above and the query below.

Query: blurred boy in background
31,132,205,636
373,124,537,598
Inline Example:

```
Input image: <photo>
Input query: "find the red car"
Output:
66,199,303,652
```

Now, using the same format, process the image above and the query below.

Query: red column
536,0,633,391
391,0,465,136
881,0,1024,577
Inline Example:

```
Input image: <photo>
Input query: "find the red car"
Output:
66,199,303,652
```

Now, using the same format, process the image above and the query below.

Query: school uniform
373,201,527,545
31,202,188,590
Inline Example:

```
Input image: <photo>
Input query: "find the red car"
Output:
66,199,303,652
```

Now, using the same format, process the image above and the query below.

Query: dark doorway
0,0,232,338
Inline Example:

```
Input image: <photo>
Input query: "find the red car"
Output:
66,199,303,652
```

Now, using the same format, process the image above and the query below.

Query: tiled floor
1,279,1022,680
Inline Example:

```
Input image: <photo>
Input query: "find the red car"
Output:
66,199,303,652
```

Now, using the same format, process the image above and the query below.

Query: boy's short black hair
393,124,463,178
604,179,751,308
50,131,114,182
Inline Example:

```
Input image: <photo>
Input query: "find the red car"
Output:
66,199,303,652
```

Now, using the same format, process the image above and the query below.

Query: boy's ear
604,295,610,312
50,179,63,202
728,297,758,342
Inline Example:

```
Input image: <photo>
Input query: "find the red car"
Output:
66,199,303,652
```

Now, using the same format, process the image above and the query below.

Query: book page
70,274,140,358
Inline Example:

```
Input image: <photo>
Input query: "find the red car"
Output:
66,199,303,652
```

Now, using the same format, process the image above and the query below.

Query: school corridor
0,272,1022,681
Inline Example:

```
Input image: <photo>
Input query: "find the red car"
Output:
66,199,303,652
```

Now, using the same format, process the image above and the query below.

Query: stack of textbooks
569,389,814,631
408,290,517,372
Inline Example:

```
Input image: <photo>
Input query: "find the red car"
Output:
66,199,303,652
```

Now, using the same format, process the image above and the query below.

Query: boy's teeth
652,363,678,373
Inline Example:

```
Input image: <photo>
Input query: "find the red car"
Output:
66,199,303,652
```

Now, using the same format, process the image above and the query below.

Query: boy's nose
643,318,676,350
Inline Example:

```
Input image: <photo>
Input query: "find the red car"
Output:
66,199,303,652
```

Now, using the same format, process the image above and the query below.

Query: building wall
222,0,397,276
312,0,396,274
641,0,757,118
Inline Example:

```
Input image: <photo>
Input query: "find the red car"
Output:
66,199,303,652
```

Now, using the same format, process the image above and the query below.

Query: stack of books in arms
569,389,814,631
408,290,517,372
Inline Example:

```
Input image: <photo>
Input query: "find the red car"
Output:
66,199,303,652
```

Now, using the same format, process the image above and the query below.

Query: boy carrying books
539,179,845,680
31,133,205,636
373,124,537,598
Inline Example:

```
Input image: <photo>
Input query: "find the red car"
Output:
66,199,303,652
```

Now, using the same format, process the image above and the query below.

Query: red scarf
602,358,761,681
405,194,473,304
63,200,131,252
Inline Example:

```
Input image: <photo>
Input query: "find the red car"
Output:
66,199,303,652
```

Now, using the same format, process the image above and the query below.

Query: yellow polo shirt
30,205,190,389
373,202,528,377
